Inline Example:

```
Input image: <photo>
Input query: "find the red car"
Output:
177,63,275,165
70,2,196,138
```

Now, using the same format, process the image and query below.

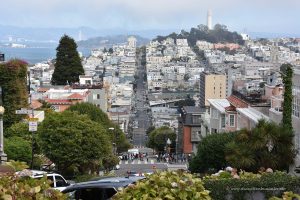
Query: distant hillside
153,24,244,46
77,35,150,48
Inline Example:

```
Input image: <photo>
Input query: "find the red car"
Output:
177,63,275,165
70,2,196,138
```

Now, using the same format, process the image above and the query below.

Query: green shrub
189,132,236,173
203,171,300,200
0,174,67,199
114,170,211,200
269,191,300,200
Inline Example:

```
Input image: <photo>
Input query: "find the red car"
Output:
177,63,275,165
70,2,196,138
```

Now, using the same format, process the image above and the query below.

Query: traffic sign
16,108,33,115
28,121,38,132
28,118,39,121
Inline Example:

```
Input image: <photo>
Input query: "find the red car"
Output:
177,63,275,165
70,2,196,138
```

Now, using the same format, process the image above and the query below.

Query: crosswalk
119,159,156,165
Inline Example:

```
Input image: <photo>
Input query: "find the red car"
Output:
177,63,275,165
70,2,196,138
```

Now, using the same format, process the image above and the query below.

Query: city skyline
1,0,300,35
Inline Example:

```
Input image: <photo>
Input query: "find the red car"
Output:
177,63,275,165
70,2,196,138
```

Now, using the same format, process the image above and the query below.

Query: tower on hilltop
207,9,212,30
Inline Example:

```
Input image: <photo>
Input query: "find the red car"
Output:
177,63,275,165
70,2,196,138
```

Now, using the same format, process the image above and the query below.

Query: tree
51,35,84,85
4,136,32,164
146,126,155,135
0,60,28,129
225,120,295,172
108,48,114,54
174,97,195,108
153,23,244,46
67,103,131,153
38,111,112,174
184,74,190,81
281,64,293,132
147,126,176,153
189,132,237,173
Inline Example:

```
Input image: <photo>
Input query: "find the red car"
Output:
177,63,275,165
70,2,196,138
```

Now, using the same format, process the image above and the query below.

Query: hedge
203,171,300,200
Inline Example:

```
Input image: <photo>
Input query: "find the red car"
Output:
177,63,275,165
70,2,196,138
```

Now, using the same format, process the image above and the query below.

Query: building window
229,114,235,127
211,108,218,119
97,94,100,99
192,115,202,124
221,115,225,128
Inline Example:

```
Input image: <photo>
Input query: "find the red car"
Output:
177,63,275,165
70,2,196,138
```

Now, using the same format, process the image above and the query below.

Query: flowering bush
114,170,211,200
0,174,67,200
269,191,300,200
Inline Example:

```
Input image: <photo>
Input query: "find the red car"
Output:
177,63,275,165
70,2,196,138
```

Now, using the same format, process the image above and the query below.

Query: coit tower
207,9,212,30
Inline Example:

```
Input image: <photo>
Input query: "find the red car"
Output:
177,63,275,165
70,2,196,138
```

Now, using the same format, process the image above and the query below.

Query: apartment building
200,71,227,108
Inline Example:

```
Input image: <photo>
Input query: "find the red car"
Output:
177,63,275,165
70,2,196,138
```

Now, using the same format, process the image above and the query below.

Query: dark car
62,176,145,200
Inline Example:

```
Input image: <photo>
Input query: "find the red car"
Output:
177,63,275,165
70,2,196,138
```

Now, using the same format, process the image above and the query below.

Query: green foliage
225,120,295,172
174,98,195,108
5,122,30,139
193,46,206,61
281,63,293,133
114,171,211,200
146,125,155,135
189,132,236,173
38,111,111,174
0,59,28,129
5,160,29,171
5,122,41,166
67,103,131,153
4,136,32,163
102,155,120,171
204,171,300,200
269,191,300,200
147,126,176,152
0,175,67,199
51,35,84,85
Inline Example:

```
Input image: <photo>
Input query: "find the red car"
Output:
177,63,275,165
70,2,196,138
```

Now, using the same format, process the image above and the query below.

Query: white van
17,170,71,192
128,148,139,155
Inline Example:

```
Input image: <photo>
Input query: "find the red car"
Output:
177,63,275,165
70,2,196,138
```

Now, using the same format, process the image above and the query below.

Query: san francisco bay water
0,47,91,65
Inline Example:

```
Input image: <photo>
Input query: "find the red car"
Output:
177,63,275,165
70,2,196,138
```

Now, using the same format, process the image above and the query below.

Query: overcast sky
1,0,300,34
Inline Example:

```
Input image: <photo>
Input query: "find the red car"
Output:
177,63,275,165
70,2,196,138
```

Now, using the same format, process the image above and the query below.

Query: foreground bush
114,170,211,200
269,191,300,200
0,174,67,199
203,171,300,200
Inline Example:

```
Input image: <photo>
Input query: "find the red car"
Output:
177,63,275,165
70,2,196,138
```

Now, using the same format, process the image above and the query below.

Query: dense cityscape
1,2,300,199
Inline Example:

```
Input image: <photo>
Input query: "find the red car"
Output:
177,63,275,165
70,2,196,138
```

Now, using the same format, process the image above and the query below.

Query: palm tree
225,120,295,172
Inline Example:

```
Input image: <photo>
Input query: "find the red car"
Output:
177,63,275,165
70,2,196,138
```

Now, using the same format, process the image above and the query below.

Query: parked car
62,176,145,200
17,170,71,192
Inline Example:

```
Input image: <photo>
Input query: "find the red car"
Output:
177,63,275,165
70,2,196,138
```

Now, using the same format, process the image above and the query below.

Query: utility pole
27,70,37,169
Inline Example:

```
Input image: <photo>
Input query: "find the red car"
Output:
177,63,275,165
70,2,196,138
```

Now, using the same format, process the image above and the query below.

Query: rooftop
182,106,206,114
236,107,269,123
208,99,230,113
227,95,248,108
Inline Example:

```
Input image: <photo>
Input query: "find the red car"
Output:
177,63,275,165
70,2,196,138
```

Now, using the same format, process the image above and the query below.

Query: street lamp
0,106,7,164
166,138,171,153
109,127,117,155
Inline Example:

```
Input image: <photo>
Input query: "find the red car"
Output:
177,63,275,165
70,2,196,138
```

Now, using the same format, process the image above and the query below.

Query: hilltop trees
51,35,84,85
0,60,28,129
154,24,244,46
